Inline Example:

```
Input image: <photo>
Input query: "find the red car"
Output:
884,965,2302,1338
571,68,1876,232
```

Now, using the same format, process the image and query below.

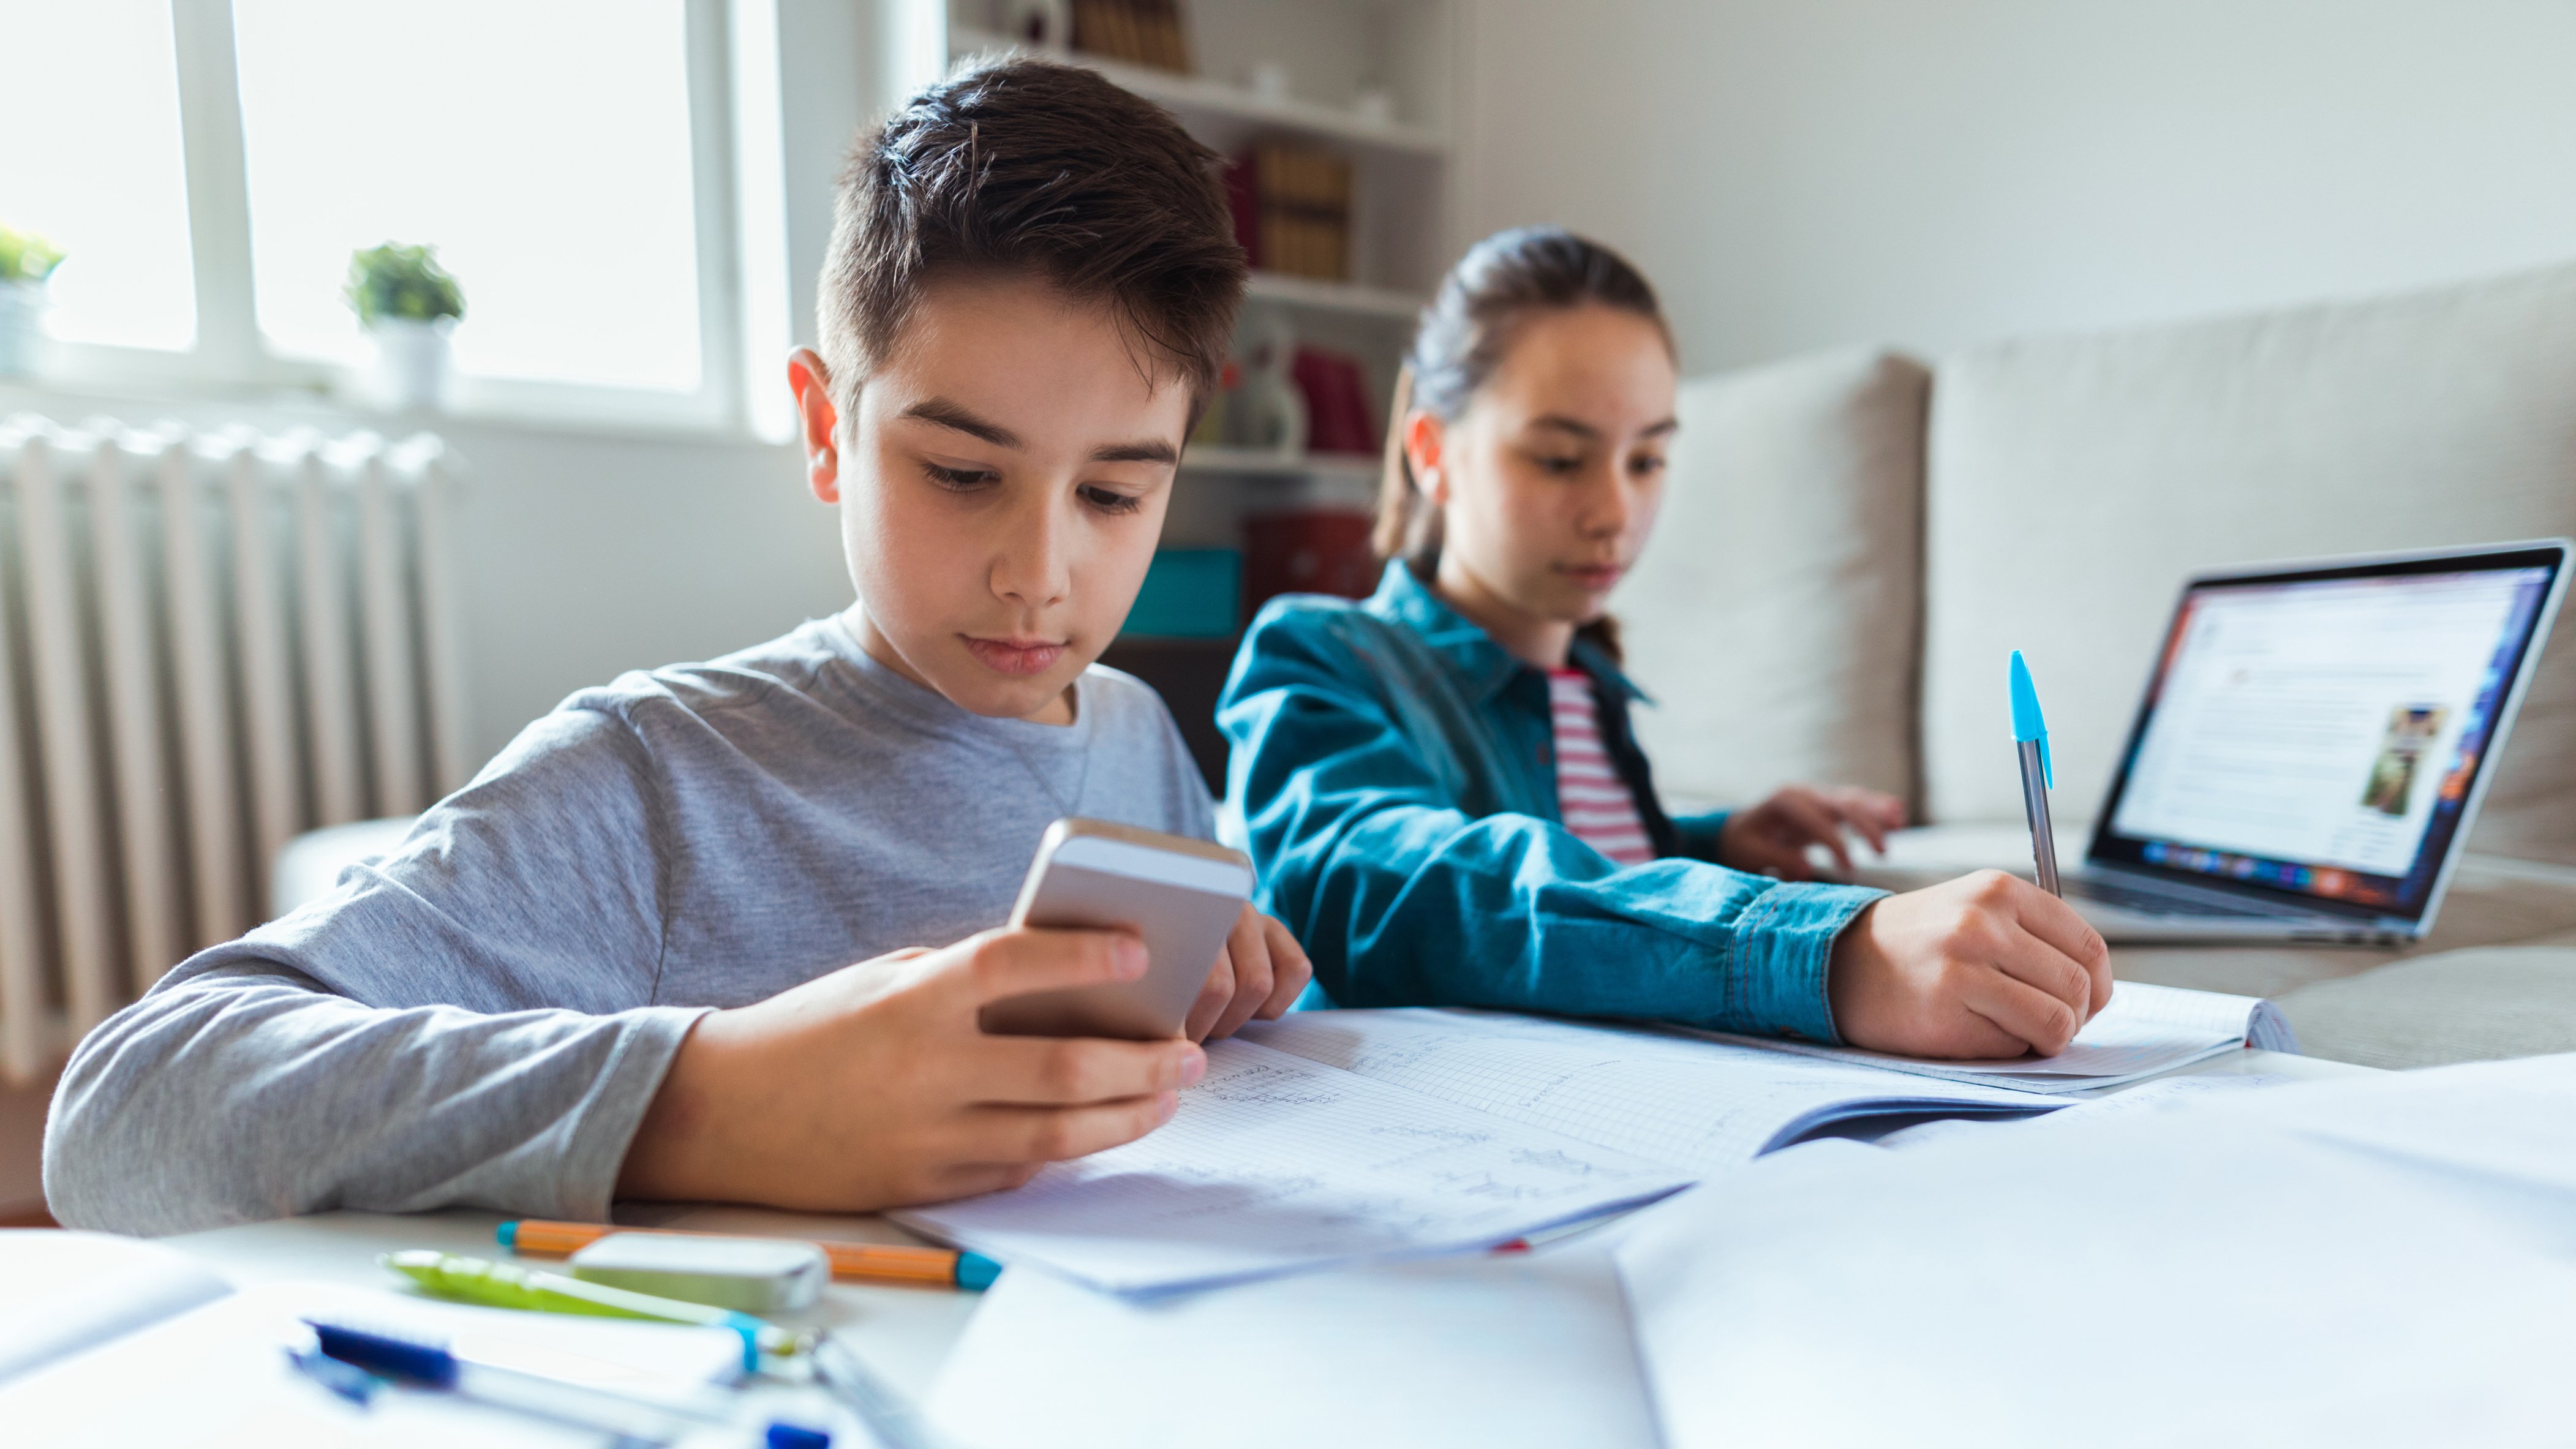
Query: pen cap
2009,650,2053,788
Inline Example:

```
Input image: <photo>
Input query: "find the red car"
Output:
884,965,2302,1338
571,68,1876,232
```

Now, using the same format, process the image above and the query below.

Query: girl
1218,227,2108,1059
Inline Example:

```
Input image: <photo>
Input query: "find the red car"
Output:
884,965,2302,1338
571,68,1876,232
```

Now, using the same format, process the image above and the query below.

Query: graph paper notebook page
1244,1009,2071,1173
891,1039,1695,1295
1692,982,2298,1093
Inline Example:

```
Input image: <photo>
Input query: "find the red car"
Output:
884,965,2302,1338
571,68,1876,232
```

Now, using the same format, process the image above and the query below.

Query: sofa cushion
1920,260,2576,864
2276,943,2576,1069
1615,348,1931,811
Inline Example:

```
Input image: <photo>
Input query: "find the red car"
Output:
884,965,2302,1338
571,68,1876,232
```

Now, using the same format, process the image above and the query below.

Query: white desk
164,1047,2360,1406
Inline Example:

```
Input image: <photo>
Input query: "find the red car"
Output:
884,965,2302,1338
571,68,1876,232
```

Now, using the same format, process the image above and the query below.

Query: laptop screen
2087,544,2566,923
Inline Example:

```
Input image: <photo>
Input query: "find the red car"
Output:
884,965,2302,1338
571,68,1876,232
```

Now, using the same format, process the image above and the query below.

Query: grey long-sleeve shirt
45,617,1216,1235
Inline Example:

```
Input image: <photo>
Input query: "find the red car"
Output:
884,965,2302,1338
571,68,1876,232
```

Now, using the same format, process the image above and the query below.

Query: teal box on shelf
1123,549,1243,638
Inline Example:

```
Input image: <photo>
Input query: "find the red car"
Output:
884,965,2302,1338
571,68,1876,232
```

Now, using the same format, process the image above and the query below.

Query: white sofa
1618,259,2576,1066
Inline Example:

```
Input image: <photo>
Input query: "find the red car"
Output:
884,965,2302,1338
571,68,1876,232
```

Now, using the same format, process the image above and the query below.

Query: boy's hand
1826,870,2112,1059
1719,784,1908,879
1183,905,1313,1042
618,927,1204,1211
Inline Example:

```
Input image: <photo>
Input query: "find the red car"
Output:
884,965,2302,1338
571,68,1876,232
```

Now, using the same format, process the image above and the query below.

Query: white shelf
948,26,1450,159
1183,445,1380,482
1244,272,1426,321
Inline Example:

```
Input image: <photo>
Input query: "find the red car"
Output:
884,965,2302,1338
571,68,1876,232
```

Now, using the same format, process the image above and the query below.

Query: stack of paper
931,1053,2576,1449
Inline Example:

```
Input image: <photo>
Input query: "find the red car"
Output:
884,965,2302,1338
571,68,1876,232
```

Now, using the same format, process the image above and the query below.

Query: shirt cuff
1726,881,1885,1045
554,1005,712,1222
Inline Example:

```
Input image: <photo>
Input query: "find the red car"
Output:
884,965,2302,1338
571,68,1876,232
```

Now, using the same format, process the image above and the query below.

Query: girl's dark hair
819,58,1246,416
1374,226,1672,660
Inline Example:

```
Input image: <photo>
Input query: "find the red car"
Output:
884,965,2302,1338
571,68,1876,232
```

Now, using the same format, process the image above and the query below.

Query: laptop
2063,539,2569,945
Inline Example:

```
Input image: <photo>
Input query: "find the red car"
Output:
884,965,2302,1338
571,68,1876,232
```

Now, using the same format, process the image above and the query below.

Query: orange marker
497,1219,1002,1290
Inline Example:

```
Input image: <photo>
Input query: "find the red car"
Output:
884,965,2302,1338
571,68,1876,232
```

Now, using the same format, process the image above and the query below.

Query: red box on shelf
1244,509,1380,621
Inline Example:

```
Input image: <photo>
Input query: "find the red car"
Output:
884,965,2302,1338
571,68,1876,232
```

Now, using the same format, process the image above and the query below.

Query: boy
46,58,1308,1235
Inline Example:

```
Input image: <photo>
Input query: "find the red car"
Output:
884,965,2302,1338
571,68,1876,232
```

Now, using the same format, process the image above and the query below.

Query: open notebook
895,982,2290,1293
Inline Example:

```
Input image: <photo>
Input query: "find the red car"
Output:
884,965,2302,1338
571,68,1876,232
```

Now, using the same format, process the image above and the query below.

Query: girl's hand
1183,905,1314,1042
1826,870,2113,1059
1717,785,1907,879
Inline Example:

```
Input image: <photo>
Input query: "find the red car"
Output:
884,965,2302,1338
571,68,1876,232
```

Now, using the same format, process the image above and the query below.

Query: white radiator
0,415,469,1085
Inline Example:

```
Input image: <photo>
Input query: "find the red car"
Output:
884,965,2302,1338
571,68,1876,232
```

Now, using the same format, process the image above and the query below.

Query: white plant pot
369,317,454,412
0,280,47,378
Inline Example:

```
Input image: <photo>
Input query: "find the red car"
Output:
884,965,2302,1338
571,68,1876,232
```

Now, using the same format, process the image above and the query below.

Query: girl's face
1412,305,1678,645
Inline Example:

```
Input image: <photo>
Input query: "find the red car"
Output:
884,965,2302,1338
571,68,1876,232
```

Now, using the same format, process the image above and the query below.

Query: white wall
1456,0,2576,373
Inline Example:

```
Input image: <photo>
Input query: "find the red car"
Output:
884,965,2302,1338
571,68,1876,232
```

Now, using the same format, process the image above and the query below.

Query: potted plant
345,242,465,410
0,225,66,378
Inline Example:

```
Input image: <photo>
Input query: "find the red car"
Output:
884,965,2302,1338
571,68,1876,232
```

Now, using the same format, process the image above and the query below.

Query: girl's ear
787,348,842,504
1404,410,1447,506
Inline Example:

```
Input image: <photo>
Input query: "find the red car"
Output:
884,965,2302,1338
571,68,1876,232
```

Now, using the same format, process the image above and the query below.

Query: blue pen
2009,651,2061,897
302,1318,736,1443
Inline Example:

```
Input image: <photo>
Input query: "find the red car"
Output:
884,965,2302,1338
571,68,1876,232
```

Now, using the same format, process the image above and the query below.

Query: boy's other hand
1184,906,1313,1042
618,926,1203,1212
1717,784,1907,879
1825,870,2112,1060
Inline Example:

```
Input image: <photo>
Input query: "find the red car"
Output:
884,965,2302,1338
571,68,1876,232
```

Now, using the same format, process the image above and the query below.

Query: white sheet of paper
893,1039,1693,1295
1245,1007,2063,1170
1614,1055,2576,1449
1692,980,2278,1091
0,1279,750,1448
928,1246,1657,1449
0,1230,230,1385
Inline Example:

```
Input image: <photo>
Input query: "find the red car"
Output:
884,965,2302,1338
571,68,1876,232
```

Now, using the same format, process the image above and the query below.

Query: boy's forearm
45,966,703,1235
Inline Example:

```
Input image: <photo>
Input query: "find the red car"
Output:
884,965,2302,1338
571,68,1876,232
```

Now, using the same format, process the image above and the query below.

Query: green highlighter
381,1250,808,1372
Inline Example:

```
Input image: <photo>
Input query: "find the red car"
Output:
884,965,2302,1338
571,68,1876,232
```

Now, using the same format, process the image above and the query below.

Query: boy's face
789,274,1192,724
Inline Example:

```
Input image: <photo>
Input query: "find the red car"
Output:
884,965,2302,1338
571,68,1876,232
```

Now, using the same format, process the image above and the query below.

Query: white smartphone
978,818,1256,1041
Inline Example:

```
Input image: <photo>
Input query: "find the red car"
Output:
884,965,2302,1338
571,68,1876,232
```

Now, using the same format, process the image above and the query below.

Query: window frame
33,0,751,435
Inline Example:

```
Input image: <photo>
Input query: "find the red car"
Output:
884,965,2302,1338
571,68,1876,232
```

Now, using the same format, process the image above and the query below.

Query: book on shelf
1227,143,1355,282
1244,508,1379,619
1290,345,1380,456
1071,0,1190,73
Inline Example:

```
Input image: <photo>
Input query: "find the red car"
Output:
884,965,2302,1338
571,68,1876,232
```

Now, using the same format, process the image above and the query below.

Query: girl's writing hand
1826,870,2113,1059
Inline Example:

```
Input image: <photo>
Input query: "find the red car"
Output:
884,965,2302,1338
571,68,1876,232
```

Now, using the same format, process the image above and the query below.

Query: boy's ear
1404,410,1448,507
786,347,842,504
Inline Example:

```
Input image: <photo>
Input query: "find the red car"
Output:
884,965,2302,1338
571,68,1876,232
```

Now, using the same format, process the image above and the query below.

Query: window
2,1,198,351
5,0,753,430
233,0,704,391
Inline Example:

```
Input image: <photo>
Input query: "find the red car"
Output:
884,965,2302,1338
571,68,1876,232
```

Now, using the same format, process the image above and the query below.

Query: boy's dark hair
820,58,1246,415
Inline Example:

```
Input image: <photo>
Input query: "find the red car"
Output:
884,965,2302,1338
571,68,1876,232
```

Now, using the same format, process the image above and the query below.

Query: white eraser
570,1232,829,1312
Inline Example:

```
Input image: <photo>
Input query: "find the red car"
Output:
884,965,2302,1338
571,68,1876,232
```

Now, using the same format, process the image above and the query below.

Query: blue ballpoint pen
2009,651,2061,897
301,1318,736,1443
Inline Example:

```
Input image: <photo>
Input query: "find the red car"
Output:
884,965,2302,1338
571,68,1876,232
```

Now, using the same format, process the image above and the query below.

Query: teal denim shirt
1218,562,1883,1042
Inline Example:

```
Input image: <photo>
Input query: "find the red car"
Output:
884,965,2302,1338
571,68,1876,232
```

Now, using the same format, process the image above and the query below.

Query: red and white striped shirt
1546,668,1654,867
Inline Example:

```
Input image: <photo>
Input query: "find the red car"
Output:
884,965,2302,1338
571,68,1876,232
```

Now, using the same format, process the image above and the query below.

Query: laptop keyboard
2068,879,2278,919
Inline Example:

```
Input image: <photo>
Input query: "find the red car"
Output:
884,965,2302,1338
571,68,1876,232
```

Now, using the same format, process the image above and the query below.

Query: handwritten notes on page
1246,1009,2064,1172
1690,981,2297,1093
891,1040,1692,1296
